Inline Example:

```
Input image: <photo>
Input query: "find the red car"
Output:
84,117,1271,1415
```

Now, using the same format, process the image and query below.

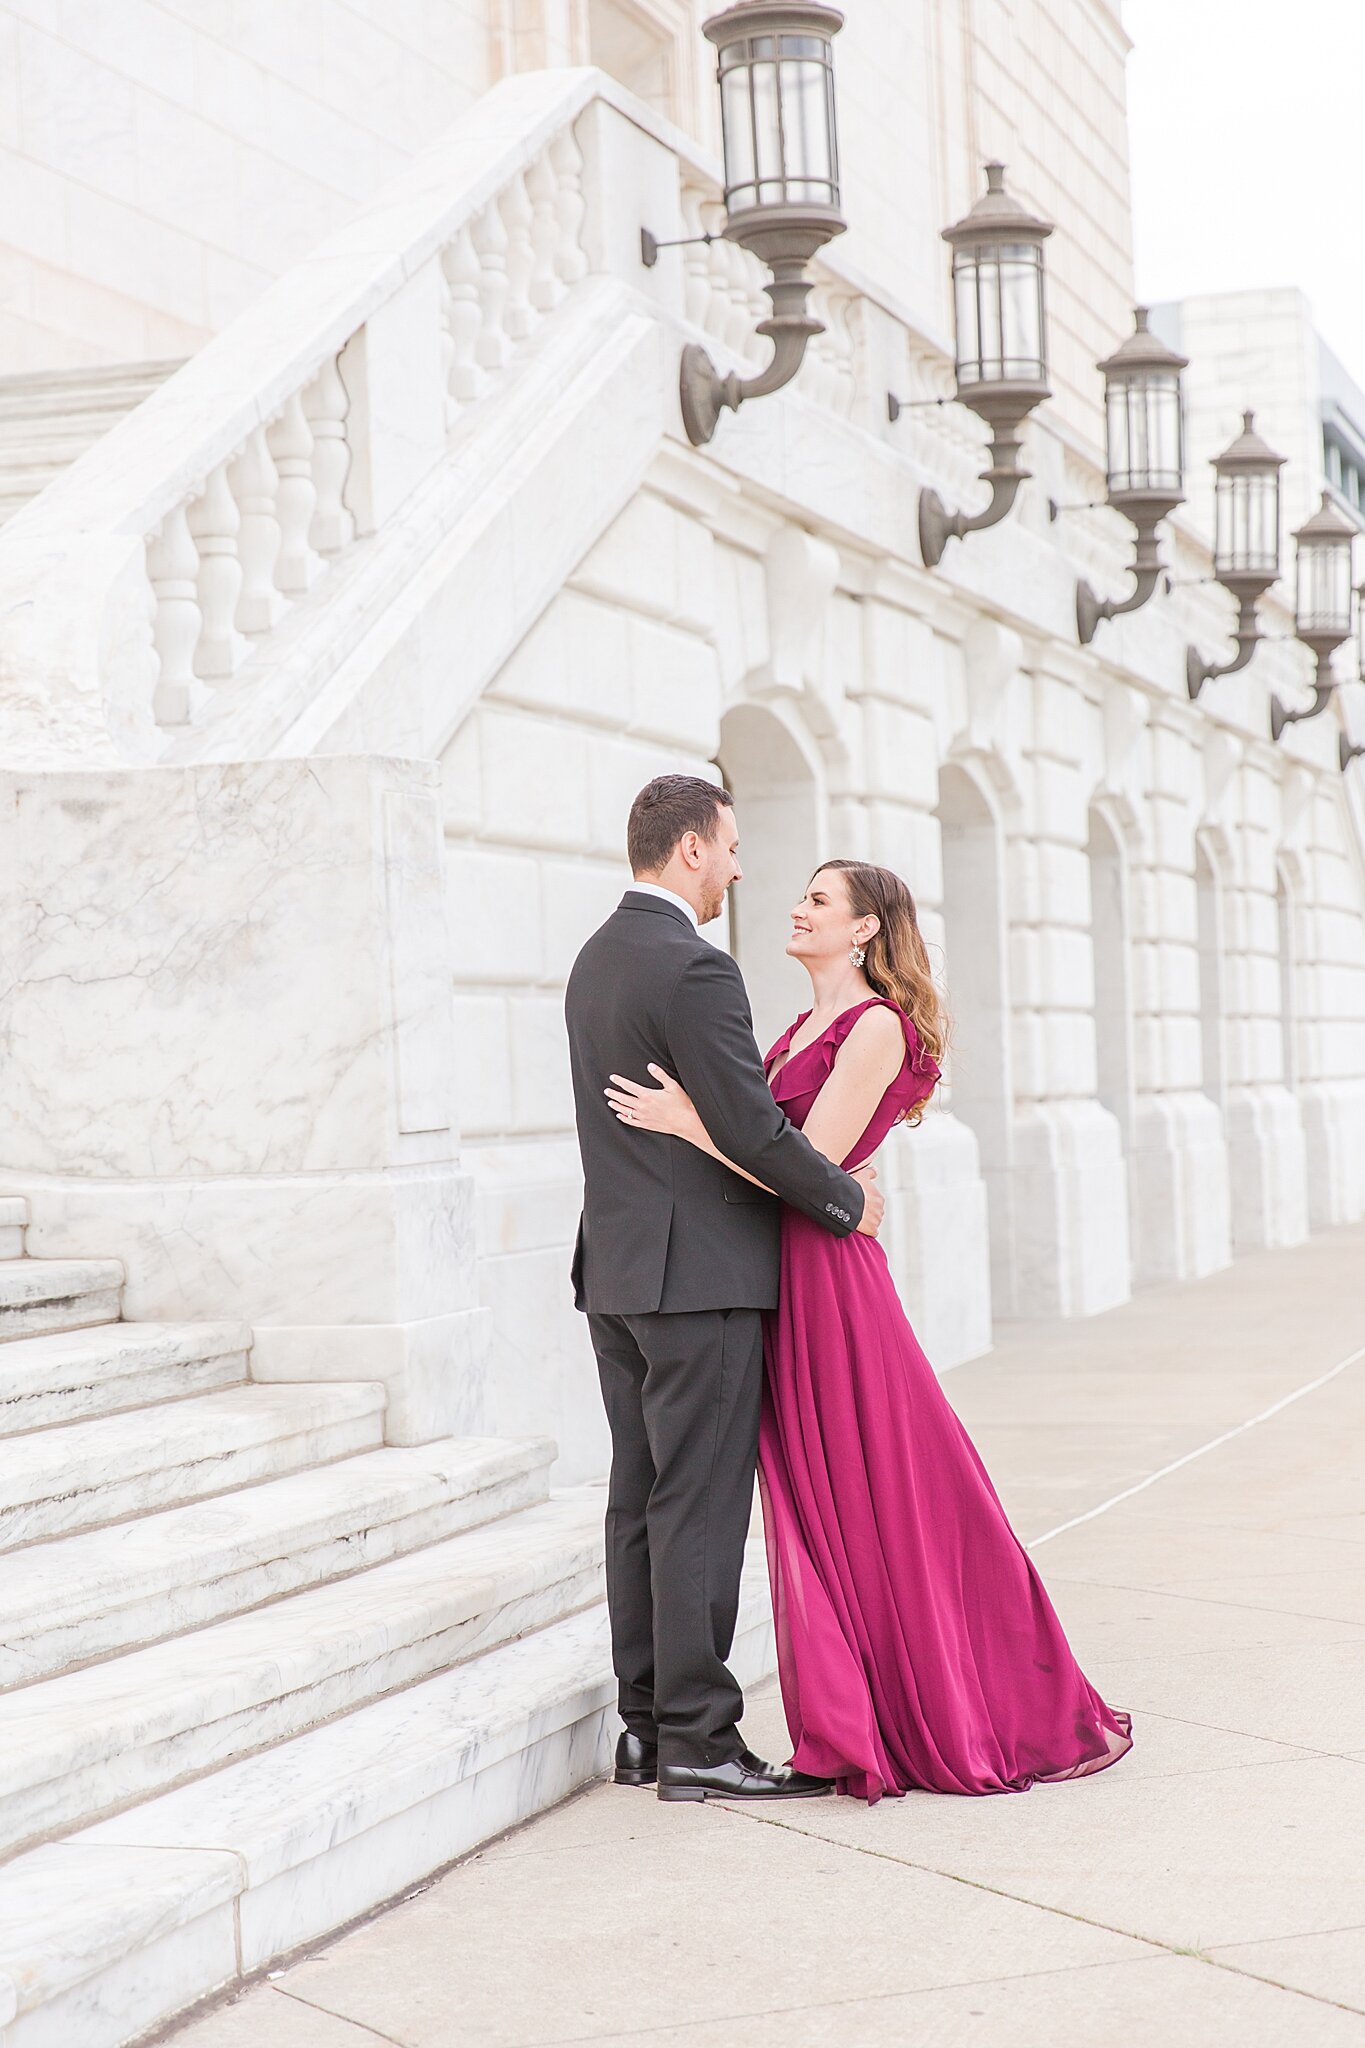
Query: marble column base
882,1111,992,1370
1298,1080,1365,1229
1225,1086,1309,1251
1007,1101,1132,1320
1128,1091,1233,1287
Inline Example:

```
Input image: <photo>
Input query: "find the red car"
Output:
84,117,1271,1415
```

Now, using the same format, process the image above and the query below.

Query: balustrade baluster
304,359,355,554
442,225,485,414
472,201,510,373
680,187,712,329
268,393,323,595
719,235,754,353
698,201,735,344
831,296,857,416
229,426,284,634
187,465,248,682
500,172,536,340
147,503,205,725
802,288,835,407
527,152,564,313
550,129,587,285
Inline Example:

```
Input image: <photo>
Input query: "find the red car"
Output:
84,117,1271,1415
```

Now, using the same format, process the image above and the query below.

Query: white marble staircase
0,1197,777,2047
0,361,181,528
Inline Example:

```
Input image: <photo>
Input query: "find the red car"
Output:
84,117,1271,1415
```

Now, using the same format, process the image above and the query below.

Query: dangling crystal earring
849,942,866,967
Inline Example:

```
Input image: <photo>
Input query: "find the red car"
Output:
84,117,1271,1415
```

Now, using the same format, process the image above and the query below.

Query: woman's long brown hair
815,859,948,1123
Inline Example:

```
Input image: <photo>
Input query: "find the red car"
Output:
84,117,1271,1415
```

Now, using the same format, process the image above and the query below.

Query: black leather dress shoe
613,1730,658,1786
657,1747,833,1803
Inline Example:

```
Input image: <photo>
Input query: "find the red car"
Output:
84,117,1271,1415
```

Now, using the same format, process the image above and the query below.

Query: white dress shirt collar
629,880,700,931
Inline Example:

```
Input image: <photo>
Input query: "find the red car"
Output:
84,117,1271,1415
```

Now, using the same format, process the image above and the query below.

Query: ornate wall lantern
1075,308,1186,644
1344,582,1365,767
919,162,1053,569
657,1,846,447
1186,411,1286,700
1271,492,1357,741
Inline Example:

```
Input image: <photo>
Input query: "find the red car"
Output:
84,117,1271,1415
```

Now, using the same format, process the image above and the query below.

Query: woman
605,858,1132,1803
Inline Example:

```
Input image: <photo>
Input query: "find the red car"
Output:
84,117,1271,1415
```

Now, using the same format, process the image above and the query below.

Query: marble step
0,1320,250,1438
0,1533,776,2048
0,1488,607,1856
0,361,180,524
0,457,88,497
0,1380,386,1552
0,1433,555,1688
0,359,180,417
0,403,171,444
0,1198,27,1261
0,1259,123,1344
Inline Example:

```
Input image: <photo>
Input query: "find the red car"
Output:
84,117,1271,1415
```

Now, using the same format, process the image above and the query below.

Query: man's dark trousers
589,1306,762,1768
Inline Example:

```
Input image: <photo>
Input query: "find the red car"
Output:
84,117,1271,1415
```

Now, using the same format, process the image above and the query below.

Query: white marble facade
1,5,1364,1495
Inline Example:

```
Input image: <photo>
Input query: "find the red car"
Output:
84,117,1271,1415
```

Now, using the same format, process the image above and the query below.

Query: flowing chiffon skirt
758,1211,1133,1803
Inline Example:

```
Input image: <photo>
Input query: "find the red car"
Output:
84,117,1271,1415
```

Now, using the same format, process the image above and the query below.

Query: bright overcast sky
1125,1,1365,380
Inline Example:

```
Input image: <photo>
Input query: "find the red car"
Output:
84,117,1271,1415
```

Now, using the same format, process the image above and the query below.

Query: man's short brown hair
627,774,734,876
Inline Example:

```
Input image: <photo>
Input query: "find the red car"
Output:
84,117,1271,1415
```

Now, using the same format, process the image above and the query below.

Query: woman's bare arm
605,1004,906,1178
604,1066,776,1189
799,1006,907,1166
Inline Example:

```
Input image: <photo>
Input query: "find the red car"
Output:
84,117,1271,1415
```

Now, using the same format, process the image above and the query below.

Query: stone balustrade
134,129,588,734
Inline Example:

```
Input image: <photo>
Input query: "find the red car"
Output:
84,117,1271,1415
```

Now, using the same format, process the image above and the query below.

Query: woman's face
787,868,864,962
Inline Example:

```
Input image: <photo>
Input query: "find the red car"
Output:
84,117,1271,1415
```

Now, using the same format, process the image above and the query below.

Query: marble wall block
0,756,482,1439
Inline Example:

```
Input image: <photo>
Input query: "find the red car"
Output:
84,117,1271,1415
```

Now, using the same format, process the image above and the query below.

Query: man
565,774,884,1803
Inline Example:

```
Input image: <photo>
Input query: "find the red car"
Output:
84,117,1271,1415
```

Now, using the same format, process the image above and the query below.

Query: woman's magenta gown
758,996,1133,1803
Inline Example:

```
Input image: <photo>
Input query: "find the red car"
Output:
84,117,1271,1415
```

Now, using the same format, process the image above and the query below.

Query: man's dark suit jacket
565,890,866,1314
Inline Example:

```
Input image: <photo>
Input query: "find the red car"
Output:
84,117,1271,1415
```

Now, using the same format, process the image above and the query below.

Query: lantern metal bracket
918,416,1031,569
1186,597,1268,700
886,393,952,422
1076,511,1172,645
640,227,717,268
679,252,825,447
1271,676,1337,744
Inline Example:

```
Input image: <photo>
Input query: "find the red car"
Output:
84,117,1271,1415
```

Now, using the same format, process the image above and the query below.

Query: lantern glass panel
720,64,756,200
954,243,1045,385
1215,469,1280,579
1106,371,1182,495
781,59,835,203
1297,537,1353,637
750,56,782,191
716,29,839,216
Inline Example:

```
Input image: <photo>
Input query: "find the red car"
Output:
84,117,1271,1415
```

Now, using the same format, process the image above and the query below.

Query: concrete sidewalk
171,1226,1365,2048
